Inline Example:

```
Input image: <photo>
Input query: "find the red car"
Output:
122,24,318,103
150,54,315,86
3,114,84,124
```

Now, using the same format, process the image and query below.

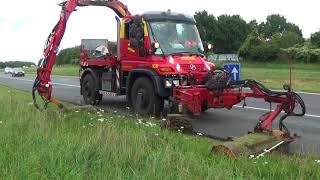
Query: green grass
215,62,320,93
24,65,79,76
0,85,320,179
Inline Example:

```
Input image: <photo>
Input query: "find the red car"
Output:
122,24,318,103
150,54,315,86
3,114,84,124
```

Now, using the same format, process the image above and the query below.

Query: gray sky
0,0,319,63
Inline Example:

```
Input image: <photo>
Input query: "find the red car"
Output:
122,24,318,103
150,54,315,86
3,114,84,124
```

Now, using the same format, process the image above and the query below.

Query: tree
214,15,251,53
259,14,303,39
0,61,36,68
310,31,320,48
194,12,251,54
56,46,80,65
194,11,218,44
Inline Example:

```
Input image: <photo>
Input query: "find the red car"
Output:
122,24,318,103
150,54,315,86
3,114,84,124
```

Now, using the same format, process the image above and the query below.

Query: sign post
223,63,241,81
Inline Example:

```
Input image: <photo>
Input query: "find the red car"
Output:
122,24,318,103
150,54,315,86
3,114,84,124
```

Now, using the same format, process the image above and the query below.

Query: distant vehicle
12,68,25,77
4,67,13,74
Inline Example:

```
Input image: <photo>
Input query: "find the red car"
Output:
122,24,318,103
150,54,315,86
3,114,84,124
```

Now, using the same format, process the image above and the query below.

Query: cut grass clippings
0,85,319,179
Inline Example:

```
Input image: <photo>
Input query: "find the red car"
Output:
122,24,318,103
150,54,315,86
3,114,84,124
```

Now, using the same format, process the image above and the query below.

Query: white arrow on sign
231,66,238,80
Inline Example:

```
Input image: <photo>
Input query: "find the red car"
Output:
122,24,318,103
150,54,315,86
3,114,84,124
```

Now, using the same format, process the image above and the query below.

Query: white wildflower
75,110,79,113
146,122,156,127
98,118,104,122
161,118,166,121
249,155,255,159
126,107,130,110
315,160,320,164
137,119,143,124
178,129,181,133
197,133,203,136
113,110,117,113
180,126,185,129
98,114,103,117
99,109,105,112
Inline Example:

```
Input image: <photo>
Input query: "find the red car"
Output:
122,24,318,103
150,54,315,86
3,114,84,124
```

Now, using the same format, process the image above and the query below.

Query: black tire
201,103,209,113
82,74,102,105
131,77,164,116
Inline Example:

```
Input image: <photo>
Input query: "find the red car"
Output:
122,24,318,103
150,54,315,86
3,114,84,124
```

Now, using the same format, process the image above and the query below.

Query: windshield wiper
169,51,204,56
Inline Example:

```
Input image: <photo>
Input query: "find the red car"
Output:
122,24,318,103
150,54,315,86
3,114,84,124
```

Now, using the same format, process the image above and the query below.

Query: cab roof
142,11,195,24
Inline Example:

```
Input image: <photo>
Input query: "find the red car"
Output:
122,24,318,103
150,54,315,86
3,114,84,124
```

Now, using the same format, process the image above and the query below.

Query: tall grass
0,85,319,179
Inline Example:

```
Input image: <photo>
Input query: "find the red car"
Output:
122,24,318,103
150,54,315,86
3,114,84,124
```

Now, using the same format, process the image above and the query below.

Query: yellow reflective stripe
120,20,125,39
142,19,149,37
128,47,135,52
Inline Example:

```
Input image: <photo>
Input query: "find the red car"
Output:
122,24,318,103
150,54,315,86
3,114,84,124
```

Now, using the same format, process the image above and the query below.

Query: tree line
0,61,36,69
195,11,320,63
54,12,320,64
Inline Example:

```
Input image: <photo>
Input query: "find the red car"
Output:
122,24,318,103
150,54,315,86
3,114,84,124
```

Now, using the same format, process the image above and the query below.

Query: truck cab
79,11,214,115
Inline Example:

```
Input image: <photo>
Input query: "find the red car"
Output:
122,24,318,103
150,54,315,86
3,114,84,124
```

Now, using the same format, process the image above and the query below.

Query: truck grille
180,64,204,71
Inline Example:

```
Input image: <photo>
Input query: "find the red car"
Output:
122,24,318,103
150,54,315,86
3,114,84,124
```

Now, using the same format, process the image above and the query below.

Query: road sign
223,63,241,81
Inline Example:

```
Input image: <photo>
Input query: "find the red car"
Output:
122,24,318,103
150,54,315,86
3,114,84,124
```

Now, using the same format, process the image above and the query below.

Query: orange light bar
159,67,174,72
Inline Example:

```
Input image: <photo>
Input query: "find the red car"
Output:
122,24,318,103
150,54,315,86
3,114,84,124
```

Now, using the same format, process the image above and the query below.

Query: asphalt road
1,74,319,155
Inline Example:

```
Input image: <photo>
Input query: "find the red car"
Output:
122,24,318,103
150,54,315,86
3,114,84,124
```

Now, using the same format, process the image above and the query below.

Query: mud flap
211,132,290,160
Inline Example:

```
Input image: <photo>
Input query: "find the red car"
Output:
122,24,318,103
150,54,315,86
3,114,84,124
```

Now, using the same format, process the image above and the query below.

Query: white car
4,67,13,74
12,68,25,77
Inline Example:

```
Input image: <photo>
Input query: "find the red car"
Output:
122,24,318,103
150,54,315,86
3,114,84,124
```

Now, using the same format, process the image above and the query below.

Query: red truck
33,0,305,158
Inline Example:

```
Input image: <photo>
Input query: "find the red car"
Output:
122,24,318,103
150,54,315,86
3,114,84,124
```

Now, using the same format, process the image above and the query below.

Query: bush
310,31,320,48
249,42,280,62
286,46,320,63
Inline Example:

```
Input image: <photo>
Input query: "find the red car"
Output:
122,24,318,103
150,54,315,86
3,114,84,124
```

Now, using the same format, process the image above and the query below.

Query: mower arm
32,0,130,109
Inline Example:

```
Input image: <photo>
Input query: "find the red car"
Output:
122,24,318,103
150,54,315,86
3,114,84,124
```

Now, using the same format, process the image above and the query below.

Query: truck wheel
82,74,102,105
131,77,164,116
201,104,209,113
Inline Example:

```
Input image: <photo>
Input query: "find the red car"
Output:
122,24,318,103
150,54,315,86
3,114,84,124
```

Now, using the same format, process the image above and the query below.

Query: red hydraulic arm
32,0,130,108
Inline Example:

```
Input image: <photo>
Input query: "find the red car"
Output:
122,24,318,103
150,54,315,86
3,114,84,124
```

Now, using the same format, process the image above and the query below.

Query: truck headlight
172,80,180,86
165,80,173,88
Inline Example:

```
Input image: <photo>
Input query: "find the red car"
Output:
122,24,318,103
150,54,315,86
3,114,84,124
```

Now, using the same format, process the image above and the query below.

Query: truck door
121,17,148,64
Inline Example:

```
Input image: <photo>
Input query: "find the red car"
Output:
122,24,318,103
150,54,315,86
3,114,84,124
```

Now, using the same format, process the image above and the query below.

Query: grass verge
0,85,319,179
24,65,79,76
215,62,320,93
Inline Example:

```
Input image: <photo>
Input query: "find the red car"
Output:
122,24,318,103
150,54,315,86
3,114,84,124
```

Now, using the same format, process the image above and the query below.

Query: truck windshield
149,21,204,56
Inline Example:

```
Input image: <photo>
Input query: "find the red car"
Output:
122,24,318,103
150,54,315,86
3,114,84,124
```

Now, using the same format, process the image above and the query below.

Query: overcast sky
0,0,319,63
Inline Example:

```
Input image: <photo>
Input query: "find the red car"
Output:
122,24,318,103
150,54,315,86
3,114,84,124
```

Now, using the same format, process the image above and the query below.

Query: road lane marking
0,76,80,88
234,105,320,118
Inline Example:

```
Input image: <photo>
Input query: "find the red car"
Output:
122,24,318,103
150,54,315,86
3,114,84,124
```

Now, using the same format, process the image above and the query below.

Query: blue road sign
223,63,241,81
